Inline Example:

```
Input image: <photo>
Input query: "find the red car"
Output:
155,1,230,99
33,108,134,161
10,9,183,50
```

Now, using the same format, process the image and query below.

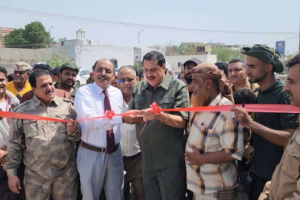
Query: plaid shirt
186,94,244,194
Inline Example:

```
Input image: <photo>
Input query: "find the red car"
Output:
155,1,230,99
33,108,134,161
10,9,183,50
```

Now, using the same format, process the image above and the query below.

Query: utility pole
137,29,143,48
48,26,53,48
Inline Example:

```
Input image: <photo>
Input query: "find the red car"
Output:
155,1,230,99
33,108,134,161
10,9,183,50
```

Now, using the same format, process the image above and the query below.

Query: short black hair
29,70,51,88
0,66,7,77
215,62,228,77
142,51,165,67
229,59,247,68
138,69,144,78
233,88,256,104
118,65,138,76
32,62,52,73
286,54,300,68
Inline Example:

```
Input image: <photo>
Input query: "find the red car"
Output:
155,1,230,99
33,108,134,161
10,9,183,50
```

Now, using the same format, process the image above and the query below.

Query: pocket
23,120,38,138
133,97,147,109
282,142,300,179
158,97,174,109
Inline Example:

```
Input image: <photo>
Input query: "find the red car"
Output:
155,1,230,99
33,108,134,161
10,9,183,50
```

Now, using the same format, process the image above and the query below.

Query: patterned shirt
186,93,244,194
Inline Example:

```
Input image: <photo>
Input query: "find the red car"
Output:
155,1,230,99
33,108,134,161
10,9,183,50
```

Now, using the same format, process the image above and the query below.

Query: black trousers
249,173,268,200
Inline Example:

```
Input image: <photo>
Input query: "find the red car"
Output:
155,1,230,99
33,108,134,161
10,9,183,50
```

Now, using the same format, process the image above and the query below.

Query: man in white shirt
75,59,130,200
118,65,145,200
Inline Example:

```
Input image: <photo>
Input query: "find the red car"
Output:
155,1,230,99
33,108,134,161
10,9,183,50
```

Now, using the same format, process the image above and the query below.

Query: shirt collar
92,82,113,95
32,94,59,107
209,93,222,106
144,72,171,91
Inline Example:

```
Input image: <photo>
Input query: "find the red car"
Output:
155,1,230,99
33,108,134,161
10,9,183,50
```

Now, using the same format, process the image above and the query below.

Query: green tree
4,21,51,48
212,46,246,61
47,53,70,68
4,28,27,48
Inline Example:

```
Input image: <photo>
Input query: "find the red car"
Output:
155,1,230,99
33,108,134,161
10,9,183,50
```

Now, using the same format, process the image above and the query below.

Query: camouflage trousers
24,167,78,200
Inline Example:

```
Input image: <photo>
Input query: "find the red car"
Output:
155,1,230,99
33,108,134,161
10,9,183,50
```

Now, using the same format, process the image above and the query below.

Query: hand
231,106,253,129
67,119,77,134
122,110,145,124
0,149,7,165
185,145,203,165
140,108,158,121
8,176,21,194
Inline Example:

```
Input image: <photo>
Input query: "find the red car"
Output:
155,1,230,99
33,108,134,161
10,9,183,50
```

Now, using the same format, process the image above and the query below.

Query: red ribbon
1,104,300,123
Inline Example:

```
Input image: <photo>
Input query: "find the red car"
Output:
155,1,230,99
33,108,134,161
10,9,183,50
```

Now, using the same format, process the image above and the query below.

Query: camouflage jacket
4,95,81,179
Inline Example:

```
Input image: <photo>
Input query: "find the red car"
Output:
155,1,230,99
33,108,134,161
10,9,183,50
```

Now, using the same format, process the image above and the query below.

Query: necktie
103,89,115,153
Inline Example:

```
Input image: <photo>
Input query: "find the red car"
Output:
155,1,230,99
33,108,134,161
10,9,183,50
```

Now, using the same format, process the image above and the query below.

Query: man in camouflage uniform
4,70,81,200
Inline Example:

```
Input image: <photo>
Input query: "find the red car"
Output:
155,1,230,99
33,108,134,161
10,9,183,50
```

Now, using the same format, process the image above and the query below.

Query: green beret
60,62,79,74
241,44,283,73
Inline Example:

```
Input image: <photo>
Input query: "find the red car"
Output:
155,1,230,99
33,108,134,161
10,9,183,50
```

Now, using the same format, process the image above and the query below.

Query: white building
53,29,134,71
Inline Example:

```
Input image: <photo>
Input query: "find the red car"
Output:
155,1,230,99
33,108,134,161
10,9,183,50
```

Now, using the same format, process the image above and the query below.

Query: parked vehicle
76,69,90,87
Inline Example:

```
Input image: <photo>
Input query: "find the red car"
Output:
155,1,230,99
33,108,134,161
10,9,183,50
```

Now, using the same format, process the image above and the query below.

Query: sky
1,0,300,54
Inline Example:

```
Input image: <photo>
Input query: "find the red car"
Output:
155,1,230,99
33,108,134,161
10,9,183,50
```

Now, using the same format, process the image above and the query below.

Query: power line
0,6,298,35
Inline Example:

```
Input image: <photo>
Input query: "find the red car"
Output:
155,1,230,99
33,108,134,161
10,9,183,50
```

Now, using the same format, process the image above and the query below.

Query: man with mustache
258,54,300,199
231,44,298,200
4,70,80,200
6,62,32,100
56,62,79,99
123,51,189,200
75,59,125,200
0,66,20,200
118,65,145,200
185,63,243,200
183,58,202,96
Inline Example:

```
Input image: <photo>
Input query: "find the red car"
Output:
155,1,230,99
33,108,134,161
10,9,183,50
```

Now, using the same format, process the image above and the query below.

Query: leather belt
81,141,119,154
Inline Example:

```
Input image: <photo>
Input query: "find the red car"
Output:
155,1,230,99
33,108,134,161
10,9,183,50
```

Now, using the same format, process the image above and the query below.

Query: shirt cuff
6,168,18,176
224,149,243,161
113,116,122,125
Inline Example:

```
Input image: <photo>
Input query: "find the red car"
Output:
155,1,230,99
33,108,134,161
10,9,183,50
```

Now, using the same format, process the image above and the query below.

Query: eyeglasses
118,78,134,83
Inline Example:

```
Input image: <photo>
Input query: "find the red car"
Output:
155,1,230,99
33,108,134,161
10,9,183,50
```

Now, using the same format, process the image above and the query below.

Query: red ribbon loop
150,102,162,115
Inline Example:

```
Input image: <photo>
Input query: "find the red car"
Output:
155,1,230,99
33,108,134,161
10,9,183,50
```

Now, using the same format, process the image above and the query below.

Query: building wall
74,45,134,70
165,54,217,73
0,48,69,73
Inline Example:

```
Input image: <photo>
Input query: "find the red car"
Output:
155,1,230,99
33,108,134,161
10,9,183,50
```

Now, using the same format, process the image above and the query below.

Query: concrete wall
74,45,134,71
0,47,69,73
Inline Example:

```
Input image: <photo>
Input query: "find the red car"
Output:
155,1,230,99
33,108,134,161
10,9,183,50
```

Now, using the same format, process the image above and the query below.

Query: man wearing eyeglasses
6,62,32,100
118,65,145,200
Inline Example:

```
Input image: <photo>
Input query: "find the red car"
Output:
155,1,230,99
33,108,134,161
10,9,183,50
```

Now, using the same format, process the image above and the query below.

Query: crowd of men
0,44,300,200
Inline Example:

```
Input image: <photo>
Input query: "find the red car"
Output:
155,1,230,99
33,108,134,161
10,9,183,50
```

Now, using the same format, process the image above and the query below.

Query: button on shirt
74,83,123,148
186,94,244,194
120,101,140,157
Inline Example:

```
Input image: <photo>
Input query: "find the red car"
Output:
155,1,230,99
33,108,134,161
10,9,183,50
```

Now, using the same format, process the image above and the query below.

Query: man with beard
185,63,243,200
4,70,80,200
183,58,202,96
258,54,300,199
56,62,79,99
75,59,125,200
118,65,145,200
0,66,20,200
7,62,32,99
123,51,189,200
231,44,298,200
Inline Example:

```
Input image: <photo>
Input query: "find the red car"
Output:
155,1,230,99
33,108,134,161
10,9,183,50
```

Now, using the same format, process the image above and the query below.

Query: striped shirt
186,93,244,194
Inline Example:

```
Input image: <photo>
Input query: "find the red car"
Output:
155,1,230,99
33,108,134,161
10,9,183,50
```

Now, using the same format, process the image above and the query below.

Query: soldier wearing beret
6,62,32,99
231,44,298,200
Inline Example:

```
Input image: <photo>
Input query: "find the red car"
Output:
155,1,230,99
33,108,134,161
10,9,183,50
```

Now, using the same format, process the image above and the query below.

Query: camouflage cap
241,44,283,73
59,62,79,74
13,62,32,72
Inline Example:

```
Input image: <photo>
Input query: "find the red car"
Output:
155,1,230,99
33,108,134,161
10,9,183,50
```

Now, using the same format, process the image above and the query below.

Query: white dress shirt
120,101,141,157
75,82,123,148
